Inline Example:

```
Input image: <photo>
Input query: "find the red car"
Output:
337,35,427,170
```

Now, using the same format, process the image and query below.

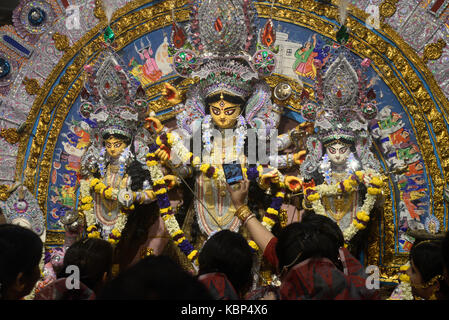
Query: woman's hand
162,82,183,105
226,179,249,209
284,176,303,193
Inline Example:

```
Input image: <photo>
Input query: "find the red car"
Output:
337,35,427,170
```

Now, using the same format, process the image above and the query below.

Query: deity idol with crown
286,50,386,254
145,0,307,247
77,48,159,250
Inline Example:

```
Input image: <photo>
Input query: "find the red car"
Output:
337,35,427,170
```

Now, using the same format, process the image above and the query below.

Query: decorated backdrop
1,0,449,282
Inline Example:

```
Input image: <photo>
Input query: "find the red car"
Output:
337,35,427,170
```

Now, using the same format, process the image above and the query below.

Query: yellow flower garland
80,177,134,245
146,151,199,267
367,187,382,195
307,172,383,242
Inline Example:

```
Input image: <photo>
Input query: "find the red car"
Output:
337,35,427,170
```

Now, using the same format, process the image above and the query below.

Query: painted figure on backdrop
294,34,331,80
130,36,163,86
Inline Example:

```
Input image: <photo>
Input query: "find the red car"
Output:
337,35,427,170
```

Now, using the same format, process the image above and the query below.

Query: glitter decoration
28,7,46,26
260,18,276,48
12,0,56,43
172,49,200,77
190,0,258,56
252,49,277,76
1,186,45,236
0,52,17,95
361,102,378,120
301,102,318,121
0,32,34,57
0,57,11,79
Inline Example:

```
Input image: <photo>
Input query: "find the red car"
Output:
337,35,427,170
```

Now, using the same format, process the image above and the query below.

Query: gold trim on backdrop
15,0,449,273
22,77,41,96
0,185,10,201
0,128,20,144
52,33,71,52
423,39,447,63
379,0,399,19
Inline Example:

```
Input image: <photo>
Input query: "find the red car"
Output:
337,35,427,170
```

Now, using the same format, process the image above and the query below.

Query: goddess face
326,142,351,166
105,136,128,159
209,98,241,129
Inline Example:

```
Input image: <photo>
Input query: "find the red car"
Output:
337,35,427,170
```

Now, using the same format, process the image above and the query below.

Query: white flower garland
170,131,195,165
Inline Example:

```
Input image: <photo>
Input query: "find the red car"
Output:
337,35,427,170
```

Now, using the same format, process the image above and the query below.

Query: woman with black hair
114,200,167,271
407,240,449,300
35,238,113,300
198,230,254,299
0,224,43,300
443,232,449,286
225,179,379,300
97,255,213,300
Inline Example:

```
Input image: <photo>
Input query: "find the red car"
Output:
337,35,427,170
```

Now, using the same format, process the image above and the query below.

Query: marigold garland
79,177,134,245
146,146,199,267
388,264,414,300
246,165,285,232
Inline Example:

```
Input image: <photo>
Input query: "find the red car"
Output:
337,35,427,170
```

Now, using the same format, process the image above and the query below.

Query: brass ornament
379,0,398,19
273,82,293,101
22,77,41,95
423,39,447,63
279,209,288,228
265,74,305,108
141,247,155,259
0,128,21,144
52,33,71,52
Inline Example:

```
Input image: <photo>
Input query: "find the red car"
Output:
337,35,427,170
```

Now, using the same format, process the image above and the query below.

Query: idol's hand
155,146,170,163
284,176,303,193
260,170,280,189
363,172,373,186
163,175,179,190
293,150,307,165
226,179,249,209
162,82,182,105
145,116,164,134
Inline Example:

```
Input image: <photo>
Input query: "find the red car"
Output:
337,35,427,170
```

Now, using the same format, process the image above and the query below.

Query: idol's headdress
78,47,151,178
79,48,148,141
170,0,277,100
0,184,45,238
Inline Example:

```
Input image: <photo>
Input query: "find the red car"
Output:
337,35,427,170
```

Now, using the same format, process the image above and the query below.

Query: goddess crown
79,48,148,141
170,0,277,100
